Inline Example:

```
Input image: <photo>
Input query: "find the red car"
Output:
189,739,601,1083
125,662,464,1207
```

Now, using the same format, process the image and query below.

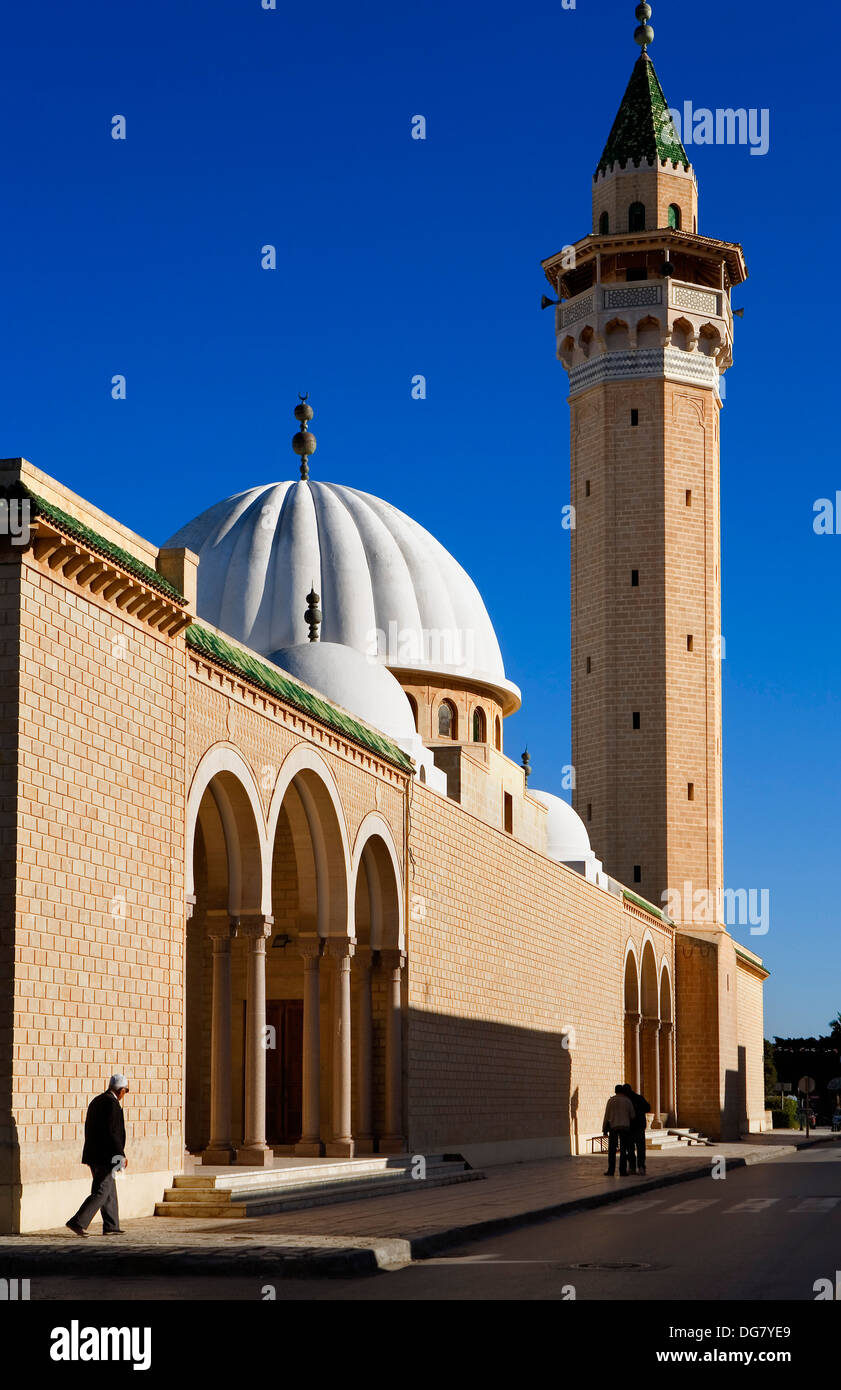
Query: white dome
164,480,521,713
270,642,417,743
530,790,593,862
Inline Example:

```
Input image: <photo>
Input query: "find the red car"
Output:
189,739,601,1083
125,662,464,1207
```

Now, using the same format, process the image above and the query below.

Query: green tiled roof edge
26,488,186,603
186,623,415,774
597,54,689,176
622,887,673,924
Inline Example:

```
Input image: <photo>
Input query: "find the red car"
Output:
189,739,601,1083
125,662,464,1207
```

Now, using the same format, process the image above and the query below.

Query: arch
667,202,681,229
599,210,609,235
605,317,630,351
351,812,405,952
623,945,640,1089
437,698,457,739
670,316,694,352
623,943,640,1011
628,201,645,232
472,705,487,742
659,961,673,1021
636,314,661,350
186,743,269,912
578,325,595,359
697,322,721,357
559,334,576,369
494,714,502,751
640,939,659,1019
266,743,352,939
406,693,419,731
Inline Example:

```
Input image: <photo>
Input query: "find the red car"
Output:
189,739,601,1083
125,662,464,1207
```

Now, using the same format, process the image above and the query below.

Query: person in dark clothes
602,1084,636,1176
66,1073,129,1236
621,1083,651,1175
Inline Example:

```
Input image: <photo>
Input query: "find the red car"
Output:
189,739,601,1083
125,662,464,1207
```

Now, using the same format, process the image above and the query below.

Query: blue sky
2,0,838,1037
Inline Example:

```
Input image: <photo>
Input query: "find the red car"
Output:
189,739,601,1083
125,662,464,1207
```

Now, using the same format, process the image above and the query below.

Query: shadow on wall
721,1044,749,1141
406,1007,576,1155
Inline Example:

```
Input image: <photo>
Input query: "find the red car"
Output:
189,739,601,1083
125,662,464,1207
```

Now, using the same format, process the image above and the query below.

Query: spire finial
521,748,531,785
292,393,316,480
634,2,653,53
305,584,322,643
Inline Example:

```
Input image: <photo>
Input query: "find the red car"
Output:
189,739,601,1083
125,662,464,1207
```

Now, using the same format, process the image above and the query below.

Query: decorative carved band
560,293,594,328
569,347,720,397
603,285,663,309
672,285,719,315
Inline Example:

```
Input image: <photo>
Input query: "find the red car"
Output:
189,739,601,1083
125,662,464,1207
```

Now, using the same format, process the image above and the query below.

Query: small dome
270,642,417,744
164,480,521,713
530,790,592,862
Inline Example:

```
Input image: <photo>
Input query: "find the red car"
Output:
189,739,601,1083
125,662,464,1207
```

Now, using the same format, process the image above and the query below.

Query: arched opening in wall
352,832,404,1153
494,715,502,751
659,967,675,1124
639,942,660,1123
624,951,640,1090
578,326,595,360
697,323,721,358
605,318,630,352
406,694,419,731
472,706,486,742
636,314,661,350
667,203,681,229
438,699,457,739
599,210,609,234
186,766,265,1160
559,335,576,370
671,317,693,352
628,201,645,232
266,765,350,1157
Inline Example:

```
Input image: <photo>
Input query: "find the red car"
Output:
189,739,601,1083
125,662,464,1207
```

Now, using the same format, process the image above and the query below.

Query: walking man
66,1074,129,1236
602,1084,635,1176
621,1083,651,1175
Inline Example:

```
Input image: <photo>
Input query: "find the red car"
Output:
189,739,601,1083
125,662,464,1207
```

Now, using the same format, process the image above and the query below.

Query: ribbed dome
164,480,521,712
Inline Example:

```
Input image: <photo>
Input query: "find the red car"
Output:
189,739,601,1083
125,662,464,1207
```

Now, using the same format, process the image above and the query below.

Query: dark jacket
81,1090,126,1169
625,1089,651,1130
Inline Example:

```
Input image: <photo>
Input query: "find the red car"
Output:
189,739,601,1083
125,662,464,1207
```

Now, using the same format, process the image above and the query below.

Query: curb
0,1238,411,1278
408,1139,838,1260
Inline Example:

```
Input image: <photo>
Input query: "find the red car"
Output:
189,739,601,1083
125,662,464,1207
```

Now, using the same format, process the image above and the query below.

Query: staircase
646,1126,713,1152
155,1153,483,1218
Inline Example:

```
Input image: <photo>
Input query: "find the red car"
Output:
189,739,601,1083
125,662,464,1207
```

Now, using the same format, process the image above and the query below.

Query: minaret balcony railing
557,277,732,341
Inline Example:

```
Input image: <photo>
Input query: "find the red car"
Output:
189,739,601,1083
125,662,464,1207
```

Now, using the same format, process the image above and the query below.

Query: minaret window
628,202,645,232
599,211,610,234
632,711,641,729
438,700,457,739
472,707,486,743
633,866,642,884
667,203,681,230
631,569,639,586
494,715,502,751
631,409,639,426
687,783,695,801
685,489,692,506
584,480,591,497
586,656,591,674
687,635,694,651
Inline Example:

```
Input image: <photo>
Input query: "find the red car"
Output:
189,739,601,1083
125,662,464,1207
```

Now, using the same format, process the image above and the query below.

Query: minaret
543,3,747,917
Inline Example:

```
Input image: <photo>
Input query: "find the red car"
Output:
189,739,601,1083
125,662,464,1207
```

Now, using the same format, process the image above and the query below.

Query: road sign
798,1076,816,1094
774,1082,792,1093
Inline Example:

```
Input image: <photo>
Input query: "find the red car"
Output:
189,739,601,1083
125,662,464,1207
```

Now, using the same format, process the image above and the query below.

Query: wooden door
265,999,303,1145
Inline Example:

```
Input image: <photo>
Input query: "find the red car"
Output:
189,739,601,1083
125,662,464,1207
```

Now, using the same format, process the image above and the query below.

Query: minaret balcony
556,276,733,377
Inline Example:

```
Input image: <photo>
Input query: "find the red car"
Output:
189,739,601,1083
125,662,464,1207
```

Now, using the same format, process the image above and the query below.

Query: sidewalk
1,1131,836,1276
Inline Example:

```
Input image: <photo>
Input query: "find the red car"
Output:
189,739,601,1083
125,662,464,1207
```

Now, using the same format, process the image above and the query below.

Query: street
22,1146,841,1302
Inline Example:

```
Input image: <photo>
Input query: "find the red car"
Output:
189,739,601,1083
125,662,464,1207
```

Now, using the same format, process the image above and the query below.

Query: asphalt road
21,1147,841,1302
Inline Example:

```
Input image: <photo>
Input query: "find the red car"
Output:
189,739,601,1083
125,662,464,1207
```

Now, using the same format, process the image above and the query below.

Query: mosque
0,4,768,1232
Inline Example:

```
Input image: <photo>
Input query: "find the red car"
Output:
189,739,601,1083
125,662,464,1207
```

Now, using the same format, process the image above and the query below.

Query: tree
763,1038,778,1096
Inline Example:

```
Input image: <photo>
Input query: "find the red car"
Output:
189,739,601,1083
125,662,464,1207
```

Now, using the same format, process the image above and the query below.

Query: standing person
66,1074,129,1237
621,1083,651,1175
602,1084,635,1176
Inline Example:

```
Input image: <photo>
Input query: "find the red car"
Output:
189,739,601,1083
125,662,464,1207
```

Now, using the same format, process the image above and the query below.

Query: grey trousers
71,1165,120,1232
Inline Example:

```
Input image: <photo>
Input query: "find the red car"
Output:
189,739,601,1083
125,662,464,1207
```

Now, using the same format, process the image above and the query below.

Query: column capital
298,935,322,962
207,913,237,944
235,913,273,941
325,938,356,963
353,944,374,969
185,893,197,921
379,948,406,971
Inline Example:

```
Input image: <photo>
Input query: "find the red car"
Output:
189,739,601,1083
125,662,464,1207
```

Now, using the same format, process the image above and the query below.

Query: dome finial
292,393,316,480
305,584,322,643
634,1,653,52
521,747,531,785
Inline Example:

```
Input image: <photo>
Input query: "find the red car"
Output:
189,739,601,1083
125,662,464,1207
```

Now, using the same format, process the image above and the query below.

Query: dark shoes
603,1170,616,1176
66,1221,88,1238
102,1228,125,1235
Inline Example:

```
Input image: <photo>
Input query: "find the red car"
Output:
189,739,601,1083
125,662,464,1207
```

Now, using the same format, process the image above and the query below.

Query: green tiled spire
596,53,689,176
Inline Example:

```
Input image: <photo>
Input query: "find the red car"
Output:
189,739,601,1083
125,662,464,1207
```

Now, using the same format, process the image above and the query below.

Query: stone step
236,1166,483,1217
154,1201,235,1218
162,1186,232,1204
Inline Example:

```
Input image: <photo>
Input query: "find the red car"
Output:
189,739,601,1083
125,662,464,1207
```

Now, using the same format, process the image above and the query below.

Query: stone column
203,916,236,1165
237,913,274,1166
295,938,323,1156
628,1011,642,1093
652,1021,662,1127
181,895,196,1174
354,947,374,1155
379,949,406,1154
325,940,355,1158
663,1022,675,1121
